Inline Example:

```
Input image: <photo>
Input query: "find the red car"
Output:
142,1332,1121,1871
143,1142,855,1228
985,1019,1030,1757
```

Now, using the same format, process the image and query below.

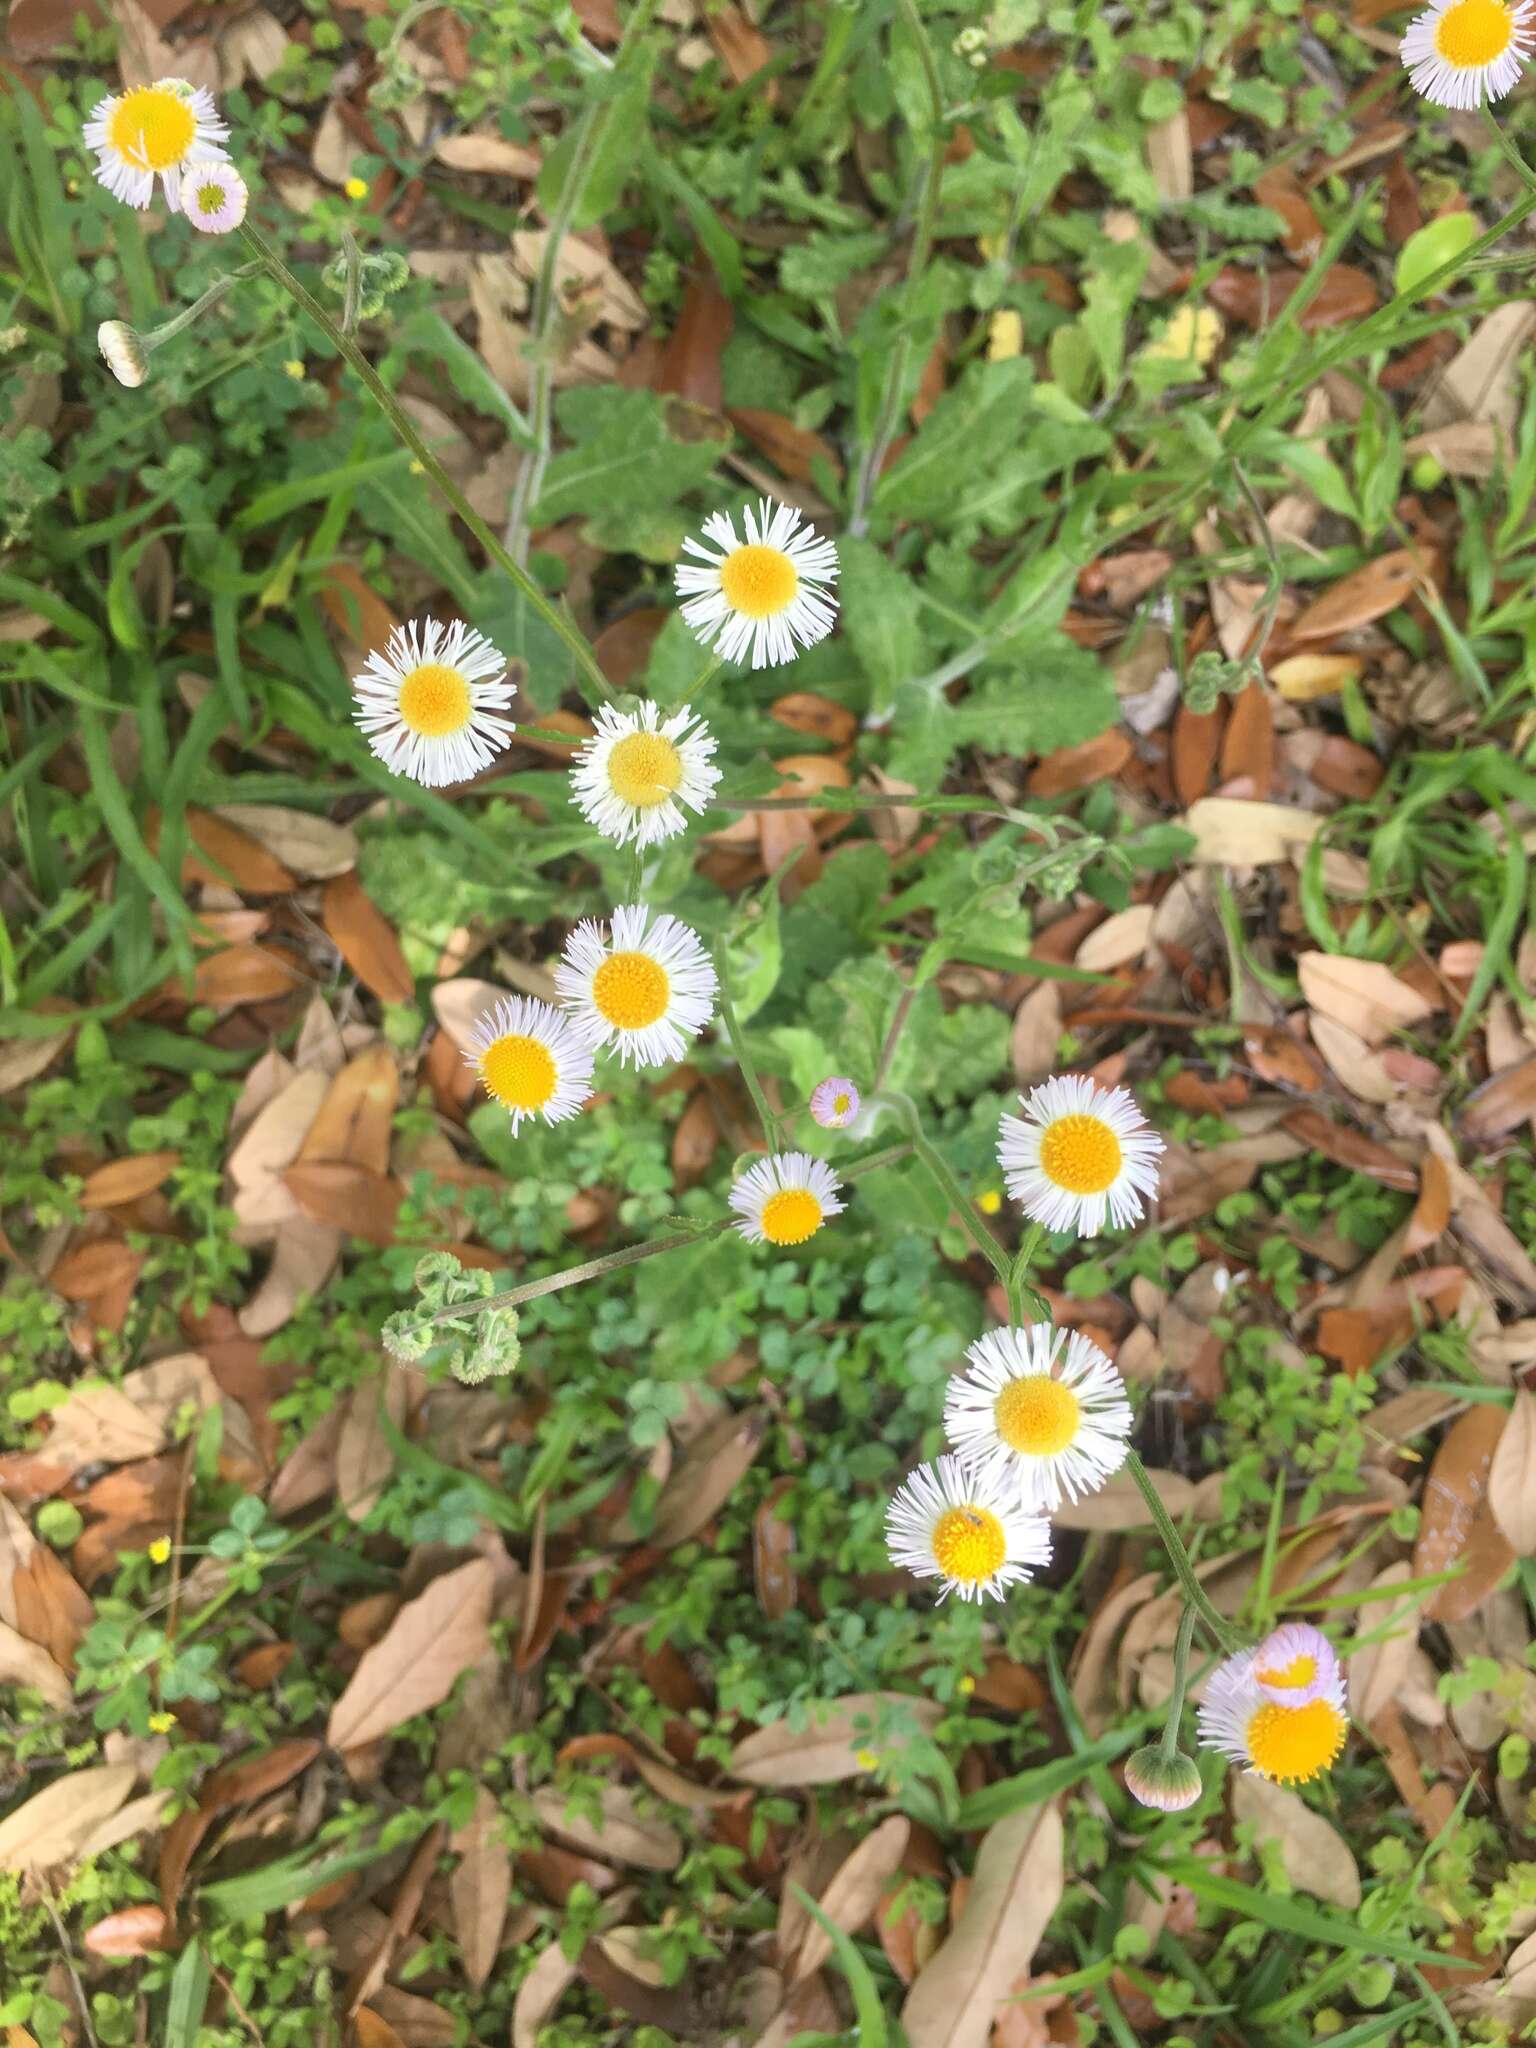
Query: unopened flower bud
810,1076,860,1129
1124,1745,1203,1811
98,320,149,388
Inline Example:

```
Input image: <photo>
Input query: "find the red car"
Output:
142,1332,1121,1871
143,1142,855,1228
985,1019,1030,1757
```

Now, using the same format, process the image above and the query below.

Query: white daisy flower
182,160,247,234
352,619,515,788
1196,1625,1348,1787
885,1454,1052,1604
462,995,595,1135
729,1151,845,1247
998,1074,1163,1238
674,499,839,669
554,903,717,1069
1401,0,1533,105
943,1324,1133,1514
569,701,720,849
98,321,149,388
83,77,229,212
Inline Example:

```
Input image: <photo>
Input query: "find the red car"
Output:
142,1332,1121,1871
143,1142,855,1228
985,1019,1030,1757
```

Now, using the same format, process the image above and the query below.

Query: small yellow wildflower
149,1711,176,1734
148,1536,172,1564
855,1749,879,1771
957,1674,976,1697
283,358,306,380
345,176,369,201
986,310,1024,362
976,1189,1002,1215
1142,305,1224,370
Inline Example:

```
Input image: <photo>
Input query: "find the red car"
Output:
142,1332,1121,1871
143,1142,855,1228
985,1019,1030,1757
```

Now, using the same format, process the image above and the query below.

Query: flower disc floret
729,1151,845,1247
462,996,595,1134
1400,0,1532,104
555,904,717,1069
570,702,720,849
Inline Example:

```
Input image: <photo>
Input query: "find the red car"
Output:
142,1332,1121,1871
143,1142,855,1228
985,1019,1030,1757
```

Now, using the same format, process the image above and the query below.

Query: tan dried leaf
1348,1563,1422,1725
792,1816,910,1983
1414,1405,1515,1622
512,1941,580,2048
1075,905,1155,973
326,1559,494,1752
1231,1776,1361,1907
0,1765,135,1873
1009,981,1062,1086
213,804,358,879
1181,798,1322,866
728,1694,943,1787
1297,952,1435,1047
0,1618,72,1706
531,1783,682,1871
648,1410,766,1548
1489,1389,1536,1555
451,1785,510,1989
1051,1467,1194,1532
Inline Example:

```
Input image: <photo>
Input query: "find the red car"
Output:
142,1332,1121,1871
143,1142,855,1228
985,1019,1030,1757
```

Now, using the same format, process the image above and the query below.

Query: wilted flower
352,619,515,787
943,1323,1133,1515
809,1077,860,1129
885,1455,1051,1604
674,500,839,669
569,701,720,849
998,1074,1163,1237
729,1151,845,1247
1400,0,1532,106
1197,1623,1348,1786
83,77,228,210
555,904,717,1069
463,995,594,1134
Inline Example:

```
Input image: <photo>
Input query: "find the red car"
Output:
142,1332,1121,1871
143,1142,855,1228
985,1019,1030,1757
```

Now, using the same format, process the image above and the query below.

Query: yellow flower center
1434,0,1515,65
1245,1700,1347,1785
1039,1113,1122,1196
108,86,197,171
832,1093,851,1118
193,179,226,216
592,951,669,1031
397,663,472,737
607,731,683,809
931,1505,1007,1586
718,543,799,618
1256,1650,1317,1694
478,1032,557,1113
760,1187,823,1245
994,1375,1081,1457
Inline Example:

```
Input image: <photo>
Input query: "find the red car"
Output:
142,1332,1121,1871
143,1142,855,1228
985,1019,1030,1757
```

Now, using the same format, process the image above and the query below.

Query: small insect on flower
352,619,515,788
943,1324,1133,1515
674,500,839,669
1401,0,1533,106
809,1077,860,1129
463,995,595,1135
182,160,247,234
570,701,720,849
886,1455,1052,1604
730,1151,845,1247
998,1074,1164,1238
1197,1624,1349,1787
98,320,149,388
83,77,229,211
555,903,717,1069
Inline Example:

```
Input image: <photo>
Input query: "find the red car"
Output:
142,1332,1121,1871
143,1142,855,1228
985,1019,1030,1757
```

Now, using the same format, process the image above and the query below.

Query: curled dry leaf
791,1816,911,1984
513,1941,581,2048
1461,1055,1536,1145
326,1558,495,1753
647,1409,767,1549
1280,1108,1417,1192
1489,1389,1536,1556
899,1803,1065,2048
728,1693,943,1787
1230,1776,1361,1908
1414,1405,1515,1623
1297,953,1435,1047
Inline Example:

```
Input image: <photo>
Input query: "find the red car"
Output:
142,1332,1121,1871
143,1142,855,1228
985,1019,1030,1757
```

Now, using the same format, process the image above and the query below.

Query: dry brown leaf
1231,1778,1360,1907
1415,1405,1515,1623
192,944,303,1008
728,409,843,483
647,1410,766,1548
1348,1563,1423,1725
44,1353,218,1470
353,2013,410,2048
531,1784,682,1870
1404,1150,1454,1254
728,1694,943,1787
1280,1108,1418,1191
322,872,415,1007
512,1941,580,2048
434,130,539,178
326,1559,494,1752
82,1904,169,1956
1075,905,1154,972
79,1150,181,1210
0,1765,135,1873
214,804,358,880
1422,302,1534,434
451,1785,511,1989
1050,1467,1195,1532
706,0,775,87
336,1370,412,1523
1146,108,1192,201
1181,798,1321,866
0,1024,72,1095
1424,1125,1536,1299
1307,1013,1397,1105
0,1618,72,1706
146,805,295,894
239,1218,342,1338
299,1046,398,1174
1010,981,1061,1087
1461,1056,1536,1144
900,1804,1064,2048
791,1817,910,1983
1288,548,1436,641
1489,1390,1536,1555
1297,953,1435,1046
283,1162,403,1244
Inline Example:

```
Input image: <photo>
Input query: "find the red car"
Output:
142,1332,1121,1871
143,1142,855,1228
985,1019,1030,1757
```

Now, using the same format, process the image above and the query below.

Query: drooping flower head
1196,1624,1348,1786
943,1324,1133,1514
555,903,717,1069
674,500,839,669
569,701,720,849
352,619,515,787
998,1074,1163,1237
98,321,149,388
1124,1746,1203,1812
729,1151,845,1247
182,160,247,233
1400,0,1533,106
83,78,229,211
885,1455,1052,1604
809,1077,860,1129
463,995,594,1135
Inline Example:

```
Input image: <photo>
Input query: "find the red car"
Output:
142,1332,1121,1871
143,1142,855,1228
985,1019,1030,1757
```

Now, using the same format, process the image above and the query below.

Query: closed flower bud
98,320,149,387
1124,1745,1202,1811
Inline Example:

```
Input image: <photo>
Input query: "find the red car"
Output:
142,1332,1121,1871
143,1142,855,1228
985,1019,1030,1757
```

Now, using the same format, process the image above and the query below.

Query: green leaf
1164,1861,1472,1967
1394,211,1482,298
791,1890,889,2046
533,388,728,529
873,358,1036,524
956,1725,1143,1829
838,534,932,714
538,52,656,230
950,636,1118,757
163,1941,212,2048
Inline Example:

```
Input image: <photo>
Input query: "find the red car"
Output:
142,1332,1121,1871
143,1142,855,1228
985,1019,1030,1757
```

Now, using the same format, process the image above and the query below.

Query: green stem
714,939,780,1150
715,787,1018,819
1484,102,1536,205
686,652,726,703
418,1224,727,1331
895,1097,1009,1284
1159,1602,1199,1761
238,221,615,707
1124,1451,1244,1654
144,264,262,350
1006,1219,1047,1324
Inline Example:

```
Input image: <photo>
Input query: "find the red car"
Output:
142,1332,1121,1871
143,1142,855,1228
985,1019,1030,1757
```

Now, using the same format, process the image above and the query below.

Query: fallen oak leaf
326,1559,494,1753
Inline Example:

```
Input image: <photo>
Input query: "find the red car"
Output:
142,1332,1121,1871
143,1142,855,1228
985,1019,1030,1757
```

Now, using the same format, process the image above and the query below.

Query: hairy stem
714,938,781,1150
1159,1601,1199,1759
896,1097,1010,1284
1124,1451,1244,1653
